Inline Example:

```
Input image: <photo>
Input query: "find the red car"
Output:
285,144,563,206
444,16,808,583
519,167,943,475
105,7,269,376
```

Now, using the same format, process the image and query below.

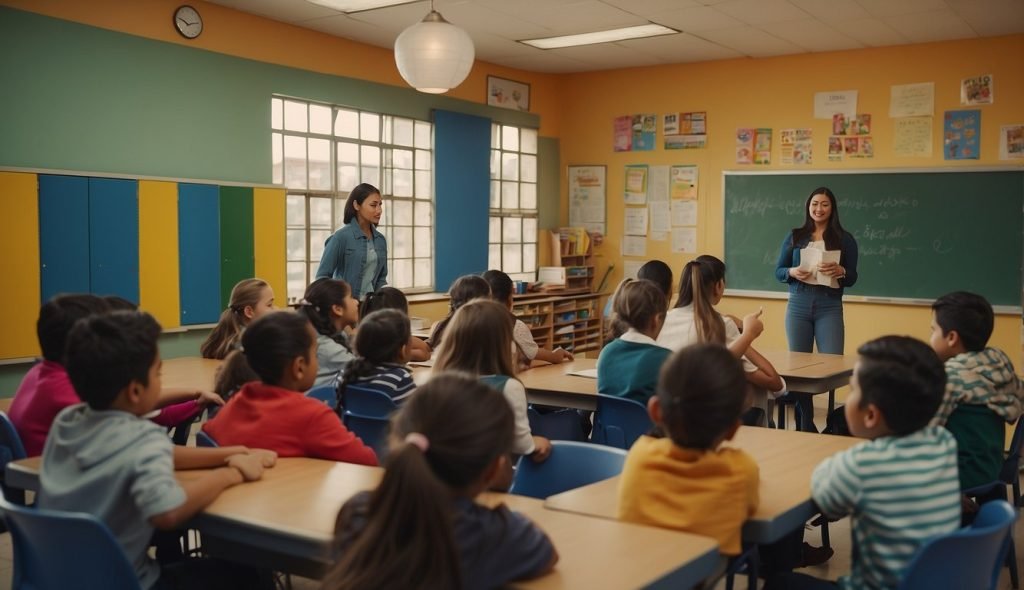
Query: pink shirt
9,360,79,456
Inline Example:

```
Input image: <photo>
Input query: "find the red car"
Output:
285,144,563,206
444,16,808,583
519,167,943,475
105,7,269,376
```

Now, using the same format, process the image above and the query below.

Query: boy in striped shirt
766,336,960,589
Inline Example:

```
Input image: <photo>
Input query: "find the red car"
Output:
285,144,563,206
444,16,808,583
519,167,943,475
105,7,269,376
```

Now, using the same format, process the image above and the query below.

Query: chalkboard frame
721,167,1024,315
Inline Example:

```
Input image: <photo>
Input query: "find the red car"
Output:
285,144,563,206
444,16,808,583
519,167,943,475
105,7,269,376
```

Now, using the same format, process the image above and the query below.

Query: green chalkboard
724,170,1024,307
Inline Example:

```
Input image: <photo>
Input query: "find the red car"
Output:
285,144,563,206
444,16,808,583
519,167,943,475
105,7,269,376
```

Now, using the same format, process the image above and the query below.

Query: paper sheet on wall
671,228,697,254
893,117,933,157
889,82,934,118
621,236,647,256
624,207,648,236
669,165,698,199
568,165,606,235
647,165,669,202
624,165,648,204
649,202,670,234
623,260,644,280
814,90,857,119
1000,124,1024,160
671,199,698,226
650,232,667,241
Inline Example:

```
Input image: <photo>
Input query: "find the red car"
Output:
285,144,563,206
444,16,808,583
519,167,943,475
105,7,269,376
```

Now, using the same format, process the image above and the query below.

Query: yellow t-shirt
617,435,759,555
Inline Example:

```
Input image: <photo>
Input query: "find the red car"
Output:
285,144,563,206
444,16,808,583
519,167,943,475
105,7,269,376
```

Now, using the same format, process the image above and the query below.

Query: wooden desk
544,427,861,544
7,457,720,588
761,350,857,428
162,357,222,392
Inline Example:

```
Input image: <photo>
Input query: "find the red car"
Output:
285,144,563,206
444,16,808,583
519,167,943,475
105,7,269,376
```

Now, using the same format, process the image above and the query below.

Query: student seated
323,374,557,590
766,336,960,589
604,260,674,340
597,279,671,404
299,278,360,387
928,291,1024,492
359,287,431,362
38,310,277,590
203,312,377,466
338,309,416,406
200,278,276,359
426,275,490,351
482,269,572,368
618,343,758,557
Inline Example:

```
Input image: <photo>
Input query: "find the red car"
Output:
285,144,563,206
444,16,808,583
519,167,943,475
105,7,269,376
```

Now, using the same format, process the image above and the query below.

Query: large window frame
488,124,539,282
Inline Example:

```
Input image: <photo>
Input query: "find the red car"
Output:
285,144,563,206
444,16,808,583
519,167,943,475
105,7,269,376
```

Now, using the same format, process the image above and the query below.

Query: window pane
414,227,431,257
520,154,537,183
490,150,500,179
502,217,521,243
523,243,537,273
414,201,432,227
360,112,380,142
361,146,380,186
393,227,413,258
393,169,413,197
489,216,501,243
501,125,519,151
287,229,306,260
490,181,500,209
284,135,307,189
415,149,431,171
309,197,332,227
287,262,306,302
393,259,413,289
523,217,538,243
338,165,358,194
271,98,283,130
520,183,537,210
489,244,501,270
502,243,522,273
308,138,331,191
501,153,519,181
392,200,412,225
382,117,393,144
337,141,359,164
394,118,414,146
414,121,431,149
309,262,319,285
286,194,305,226
392,148,413,170
521,128,538,154
284,100,308,132
414,258,431,288
310,104,332,135
491,123,500,149
310,229,331,261
501,182,518,209
272,132,283,185
335,109,359,138
414,171,432,198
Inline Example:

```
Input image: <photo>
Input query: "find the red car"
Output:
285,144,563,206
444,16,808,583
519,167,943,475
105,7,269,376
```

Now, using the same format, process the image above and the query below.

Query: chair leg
821,520,831,551
828,389,835,414
778,401,787,430
1009,535,1019,589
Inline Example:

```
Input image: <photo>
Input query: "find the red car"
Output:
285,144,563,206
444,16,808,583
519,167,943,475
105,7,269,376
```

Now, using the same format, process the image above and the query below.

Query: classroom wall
556,35,1024,359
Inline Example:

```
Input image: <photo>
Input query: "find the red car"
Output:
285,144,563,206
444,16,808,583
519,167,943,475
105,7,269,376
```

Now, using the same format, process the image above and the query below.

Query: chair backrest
0,411,27,504
306,384,337,406
999,417,1024,484
342,384,398,416
591,394,652,450
195,430,219,448
898,500,1016,590
510,441,628,499
0,495,142,590
343,411,390,459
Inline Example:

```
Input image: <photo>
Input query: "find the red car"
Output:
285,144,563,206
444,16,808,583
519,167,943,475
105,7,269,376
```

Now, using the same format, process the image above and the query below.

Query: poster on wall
671,227,697,253
736,128,755,164
754,128,772,165
893,117,933,157
664,111,707,149
486,76,530,111
890,82,934,118
828,136,843,162
624,165,648,204
961,75,993,106
624,207,648,236
780,129,813,165
670,165,699,199
1000,124,1024,160
633,114,657,151
568,165,607,235
844,136,874,159
613,116,632,152
813,90,858,119
944,110,981,160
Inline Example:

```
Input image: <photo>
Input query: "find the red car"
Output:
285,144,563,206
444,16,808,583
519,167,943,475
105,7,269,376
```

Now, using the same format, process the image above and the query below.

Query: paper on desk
568,368,598,379
798,247,840,288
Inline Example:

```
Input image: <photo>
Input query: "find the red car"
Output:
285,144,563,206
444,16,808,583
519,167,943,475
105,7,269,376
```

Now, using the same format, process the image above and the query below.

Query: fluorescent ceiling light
520,24,678,49
306,0,420,13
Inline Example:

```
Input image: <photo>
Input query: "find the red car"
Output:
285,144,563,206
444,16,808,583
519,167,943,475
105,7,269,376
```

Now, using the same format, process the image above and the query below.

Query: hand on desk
225,451,276,481
195,390,226,408
247,448,278,468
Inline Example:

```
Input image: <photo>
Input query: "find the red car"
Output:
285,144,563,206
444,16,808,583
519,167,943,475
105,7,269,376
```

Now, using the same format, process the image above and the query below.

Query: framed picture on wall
487,76,530,112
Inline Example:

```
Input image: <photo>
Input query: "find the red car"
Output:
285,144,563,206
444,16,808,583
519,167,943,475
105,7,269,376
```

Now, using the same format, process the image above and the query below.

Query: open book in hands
798,247,841,288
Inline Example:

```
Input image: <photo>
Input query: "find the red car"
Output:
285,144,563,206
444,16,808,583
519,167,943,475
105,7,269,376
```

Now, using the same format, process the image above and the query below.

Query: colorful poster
893,117,933,157
632,114,657,151
736,128,755,164
890,82,934,118
754,128,772,165
1000,124,1024,160
664,111,707,150
814,90,858,119
780,129,812,165
623,165,648,204
828,136,843,162
669,165,698,199
613,116,632,152
944,110,981,160
665,135,706,149
833,114,871,136
961,75,993,106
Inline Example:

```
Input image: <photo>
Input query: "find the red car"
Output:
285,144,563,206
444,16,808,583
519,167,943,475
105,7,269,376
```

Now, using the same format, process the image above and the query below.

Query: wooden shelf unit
512,292,604,354
544,228,595,293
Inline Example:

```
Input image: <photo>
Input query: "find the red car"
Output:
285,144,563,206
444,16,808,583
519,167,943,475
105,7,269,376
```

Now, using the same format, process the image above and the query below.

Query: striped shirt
811,426,960,590
351,364,416,404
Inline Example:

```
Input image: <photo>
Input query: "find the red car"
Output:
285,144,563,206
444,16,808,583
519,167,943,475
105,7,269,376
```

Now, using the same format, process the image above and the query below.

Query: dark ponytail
299,278,354,347
336,310,411,412
427,275,490,350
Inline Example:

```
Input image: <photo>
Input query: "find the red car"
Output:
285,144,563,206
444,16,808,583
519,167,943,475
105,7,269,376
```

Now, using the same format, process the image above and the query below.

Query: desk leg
828,390,835,414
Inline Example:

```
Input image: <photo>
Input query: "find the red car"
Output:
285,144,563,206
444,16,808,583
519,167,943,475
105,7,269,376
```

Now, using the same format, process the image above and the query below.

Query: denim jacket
315,218,388,299
774,231,858,296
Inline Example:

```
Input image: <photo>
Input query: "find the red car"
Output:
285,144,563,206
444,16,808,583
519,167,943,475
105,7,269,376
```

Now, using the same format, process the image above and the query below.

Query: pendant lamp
393,1,474,94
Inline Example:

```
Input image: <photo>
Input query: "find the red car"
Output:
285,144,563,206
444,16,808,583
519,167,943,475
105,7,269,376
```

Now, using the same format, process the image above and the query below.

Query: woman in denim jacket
316,184,388,299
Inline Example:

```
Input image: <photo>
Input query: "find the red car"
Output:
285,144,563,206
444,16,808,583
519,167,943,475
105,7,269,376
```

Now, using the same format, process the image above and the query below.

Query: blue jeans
785,285,845,432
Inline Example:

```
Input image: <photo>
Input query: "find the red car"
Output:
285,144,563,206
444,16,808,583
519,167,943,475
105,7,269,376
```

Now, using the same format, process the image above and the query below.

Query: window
273,97,434,302
488,124,539,282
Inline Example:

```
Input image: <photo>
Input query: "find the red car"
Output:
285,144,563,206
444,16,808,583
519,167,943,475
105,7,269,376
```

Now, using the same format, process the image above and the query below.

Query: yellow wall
557,35,1024,357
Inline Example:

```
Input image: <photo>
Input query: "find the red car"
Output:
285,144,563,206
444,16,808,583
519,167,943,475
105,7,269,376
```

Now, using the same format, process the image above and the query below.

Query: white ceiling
207,0,1024,73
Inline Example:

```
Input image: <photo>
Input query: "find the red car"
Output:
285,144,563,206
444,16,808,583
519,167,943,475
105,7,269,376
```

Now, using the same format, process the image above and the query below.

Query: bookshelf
511,292,604,354
540,228,595,294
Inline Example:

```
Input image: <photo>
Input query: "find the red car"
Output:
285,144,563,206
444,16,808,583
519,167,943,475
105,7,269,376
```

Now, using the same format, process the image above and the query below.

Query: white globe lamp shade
394,10,475,94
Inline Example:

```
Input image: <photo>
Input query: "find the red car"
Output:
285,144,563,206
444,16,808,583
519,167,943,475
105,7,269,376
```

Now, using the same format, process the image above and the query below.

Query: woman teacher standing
316,183,388,300
775,187,858,432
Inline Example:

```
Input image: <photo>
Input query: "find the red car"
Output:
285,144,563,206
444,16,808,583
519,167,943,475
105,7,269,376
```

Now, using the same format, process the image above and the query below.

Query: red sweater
203,382,378,466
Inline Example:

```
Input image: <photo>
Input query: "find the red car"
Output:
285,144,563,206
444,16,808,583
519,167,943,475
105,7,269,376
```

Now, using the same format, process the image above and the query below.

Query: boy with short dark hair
767,336,961,589
929,291,1023,490
39,311,277,589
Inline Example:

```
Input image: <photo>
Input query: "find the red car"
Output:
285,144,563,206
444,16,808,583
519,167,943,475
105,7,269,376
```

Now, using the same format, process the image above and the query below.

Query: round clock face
174,5,203,39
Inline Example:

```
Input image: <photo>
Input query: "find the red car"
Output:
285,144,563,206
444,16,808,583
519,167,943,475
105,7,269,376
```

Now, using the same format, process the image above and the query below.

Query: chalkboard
723,170,1024,307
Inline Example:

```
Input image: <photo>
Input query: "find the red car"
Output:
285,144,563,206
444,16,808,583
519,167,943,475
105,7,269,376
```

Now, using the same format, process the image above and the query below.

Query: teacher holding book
774,187,859,432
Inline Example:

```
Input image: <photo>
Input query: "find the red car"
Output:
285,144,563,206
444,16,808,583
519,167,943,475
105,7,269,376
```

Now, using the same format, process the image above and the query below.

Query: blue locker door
88,178,139,302
178,184,221,325
38,175,90,302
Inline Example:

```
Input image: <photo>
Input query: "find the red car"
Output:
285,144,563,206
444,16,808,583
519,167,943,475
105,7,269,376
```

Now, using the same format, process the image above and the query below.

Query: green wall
537,137,561,230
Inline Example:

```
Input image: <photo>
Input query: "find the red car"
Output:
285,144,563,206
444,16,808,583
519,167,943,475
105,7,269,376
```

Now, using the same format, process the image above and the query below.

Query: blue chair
510,441,627,499
195,430,219,448
526,406,586,442
343,412,391,459
591,394,652,449
898,500,1016,590
306,384,337,407
341,385,397,459
0,495,141,590
0,411,28,505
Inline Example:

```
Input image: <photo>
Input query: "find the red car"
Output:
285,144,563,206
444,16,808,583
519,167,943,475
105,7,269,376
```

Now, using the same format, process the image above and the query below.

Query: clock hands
176,17,197,27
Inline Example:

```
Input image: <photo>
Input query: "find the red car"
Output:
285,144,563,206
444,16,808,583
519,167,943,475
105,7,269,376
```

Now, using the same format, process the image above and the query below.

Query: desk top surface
162,357,222,392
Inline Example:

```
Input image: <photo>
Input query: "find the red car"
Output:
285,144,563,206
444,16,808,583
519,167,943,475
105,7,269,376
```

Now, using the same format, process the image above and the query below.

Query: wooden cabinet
512,292,604,354
542,228,595,294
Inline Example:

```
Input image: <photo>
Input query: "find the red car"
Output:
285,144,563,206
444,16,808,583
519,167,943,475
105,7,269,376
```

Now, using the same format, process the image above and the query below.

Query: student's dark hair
36,294,111,363
932,291,993,352
855,335,946,436
433,299,517,378
427,275,491,350
675,255,726,345
299,278,355,345
324,374,515,590
241,311,314,386
201,278,271,359
612,279,666,336
102,295,138,311
339,310,412,409
65,311,161,410
214,350,259,400
656,344,748,449
791,187,847,249
482,269,514,302
637,260,673,302
359,286,409,318
342,183,382,225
